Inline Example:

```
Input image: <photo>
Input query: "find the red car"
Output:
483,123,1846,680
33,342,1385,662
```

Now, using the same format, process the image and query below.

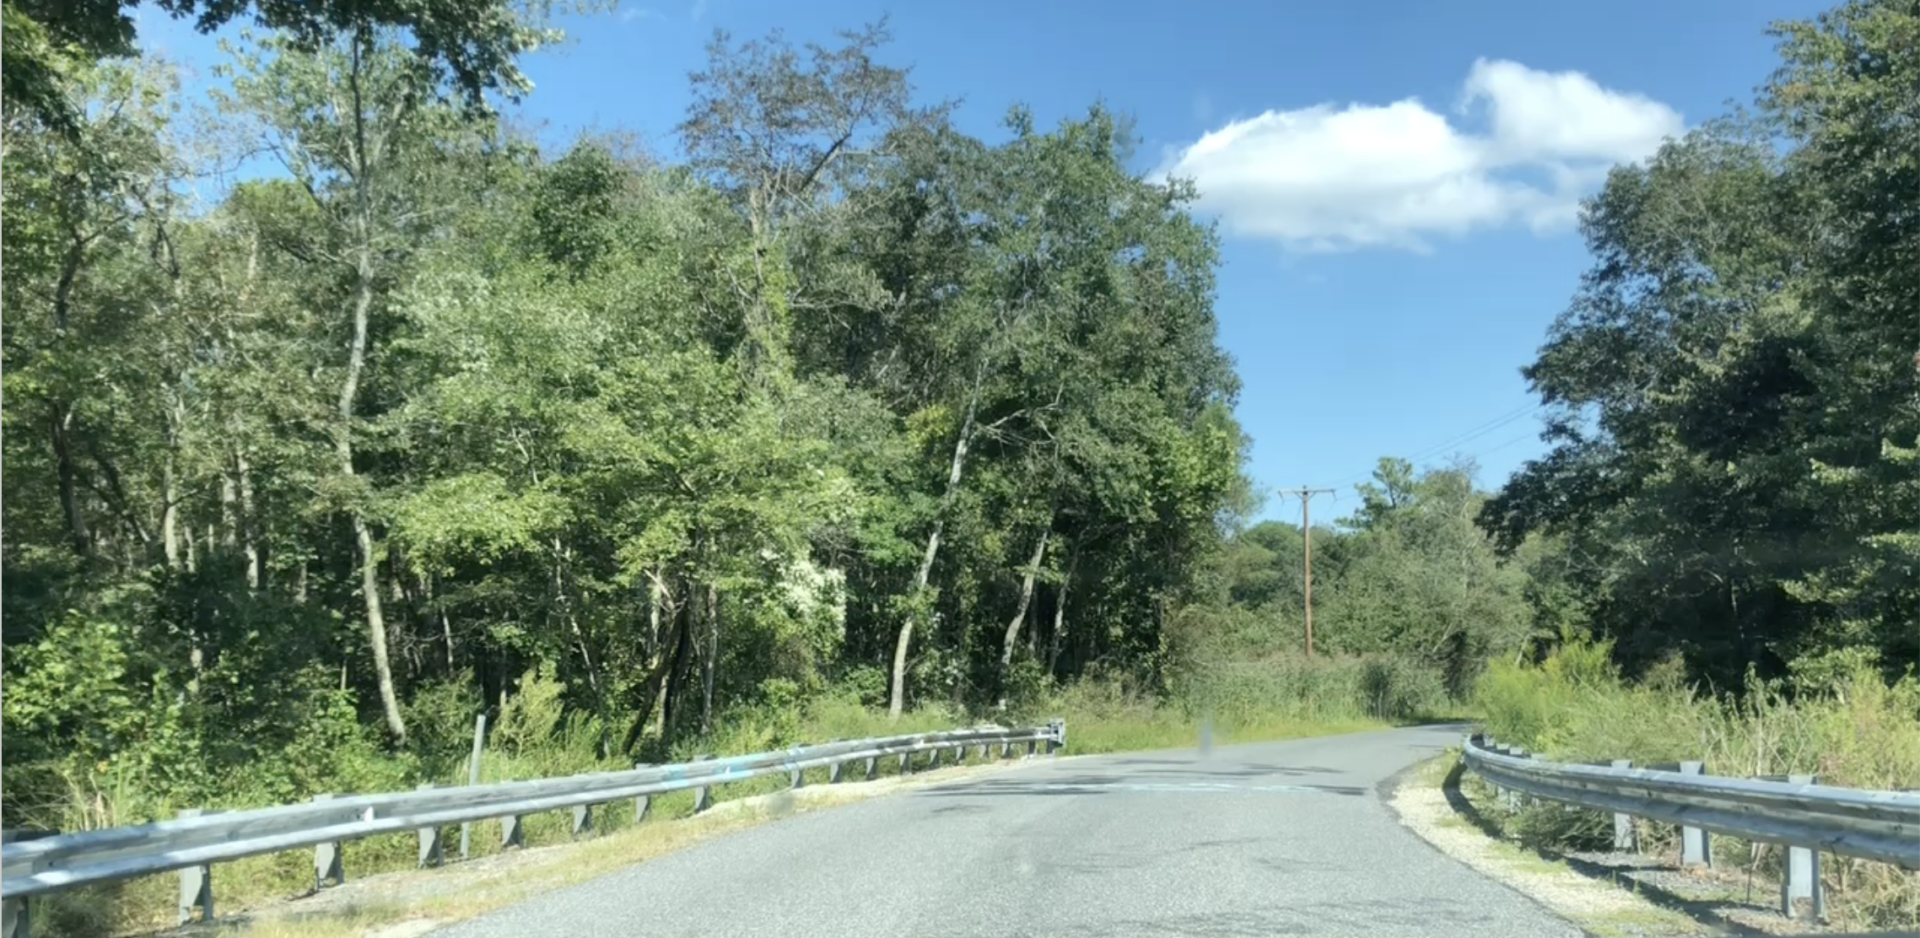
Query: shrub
1473,634,1920,928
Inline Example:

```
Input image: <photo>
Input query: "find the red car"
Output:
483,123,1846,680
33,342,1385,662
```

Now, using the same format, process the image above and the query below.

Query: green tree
1479,0,1918,685
3,0,571,130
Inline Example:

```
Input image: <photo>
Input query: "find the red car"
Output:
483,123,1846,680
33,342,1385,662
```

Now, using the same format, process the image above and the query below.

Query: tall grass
1474,634,1920,929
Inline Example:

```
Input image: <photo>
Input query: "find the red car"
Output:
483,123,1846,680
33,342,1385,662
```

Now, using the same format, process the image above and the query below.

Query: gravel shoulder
1386,752,1887,938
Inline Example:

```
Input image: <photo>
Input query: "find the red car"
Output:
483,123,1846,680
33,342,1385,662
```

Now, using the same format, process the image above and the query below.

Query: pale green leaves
390,473,569,574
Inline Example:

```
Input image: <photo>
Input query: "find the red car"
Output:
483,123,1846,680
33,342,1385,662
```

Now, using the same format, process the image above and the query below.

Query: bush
1474,633,1920,928
1178,652,1451,724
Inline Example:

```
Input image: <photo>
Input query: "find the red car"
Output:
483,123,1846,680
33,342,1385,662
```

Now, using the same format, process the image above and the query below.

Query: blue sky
140,0,1828,522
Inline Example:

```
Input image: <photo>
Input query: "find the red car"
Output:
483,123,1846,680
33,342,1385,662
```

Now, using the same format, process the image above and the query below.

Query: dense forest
3,0,1914,840
2,6,1249,820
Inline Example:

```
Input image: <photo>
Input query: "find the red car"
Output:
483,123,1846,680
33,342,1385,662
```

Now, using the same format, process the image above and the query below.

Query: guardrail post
1001,740,1013,758
1026,739,1037,757
1679,761,1712,868
899,751,912,775
954,744,966,762
417,784,444,868
1489,740,1505,801
2,897,24,938
1,897,24,938
1781,773,1824,921
572,803,594,837
177,809,215,924
1608,761,1638,852
2,829,57,938
501,812,525,849
928,746,942,769
1510,749,1530,809
311,794,346,889
829,760,844,783
693,755,715,813
634,763,653,821
461,712,486,861
864,756,878,781
978,742,990,760
1047,718,1065,754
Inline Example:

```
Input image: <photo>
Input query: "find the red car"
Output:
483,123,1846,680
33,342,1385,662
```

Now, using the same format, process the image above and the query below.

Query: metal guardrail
0,720,1064,935
1461,733,1920,921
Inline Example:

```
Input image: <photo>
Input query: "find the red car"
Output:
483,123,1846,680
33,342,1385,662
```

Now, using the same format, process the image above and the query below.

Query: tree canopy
1478,0,1919,689
1,15,1244,820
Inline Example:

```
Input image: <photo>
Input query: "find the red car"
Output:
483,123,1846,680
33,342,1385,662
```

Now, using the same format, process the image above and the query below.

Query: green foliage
1479,0,1920,689
1,12,1256,844
1190,457,1530,715
3,0,572,131
1475,634,1920,926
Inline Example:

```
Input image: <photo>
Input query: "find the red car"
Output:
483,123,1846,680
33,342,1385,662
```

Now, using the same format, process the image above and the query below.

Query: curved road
436,724,1581,938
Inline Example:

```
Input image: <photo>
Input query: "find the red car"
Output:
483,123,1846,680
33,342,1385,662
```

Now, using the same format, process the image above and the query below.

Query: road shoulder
1386,751,1723,938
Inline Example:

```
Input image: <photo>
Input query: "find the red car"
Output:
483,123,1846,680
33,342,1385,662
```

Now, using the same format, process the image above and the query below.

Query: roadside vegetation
4,0,1914,935
1454,0,1920,927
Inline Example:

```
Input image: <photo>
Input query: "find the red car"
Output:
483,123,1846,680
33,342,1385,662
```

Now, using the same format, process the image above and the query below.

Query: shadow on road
913,772,1368,799
1103,758,1345,779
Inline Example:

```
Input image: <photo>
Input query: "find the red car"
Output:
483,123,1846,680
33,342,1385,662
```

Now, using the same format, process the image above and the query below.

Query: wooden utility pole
1279,486,1334,658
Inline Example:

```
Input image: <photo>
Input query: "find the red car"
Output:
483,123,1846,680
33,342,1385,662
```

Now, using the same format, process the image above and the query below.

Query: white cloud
619,5,663,23
1159,59,1683,252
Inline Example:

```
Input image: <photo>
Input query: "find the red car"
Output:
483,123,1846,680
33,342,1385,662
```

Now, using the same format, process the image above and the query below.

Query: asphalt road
434,724,1582,938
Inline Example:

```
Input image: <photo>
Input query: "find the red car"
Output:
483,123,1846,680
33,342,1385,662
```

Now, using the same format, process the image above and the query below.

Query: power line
1312,400,1550,493
1402,402,1547,464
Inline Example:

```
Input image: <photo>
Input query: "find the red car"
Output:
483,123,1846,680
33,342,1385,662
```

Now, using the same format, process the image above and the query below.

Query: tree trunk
1001,526,1050,668
1047,544,1078,676
622,584,684,755
352,513,405,742
51,401,90,557
340,260,405,743
439,592,456,670
661,592,697,745
220,466,237,548
891,517,943,718
162,449,180,570
238,448,260,591
646,571,665,657
325,22,406,745
891,373,983,719
700,583,720,735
